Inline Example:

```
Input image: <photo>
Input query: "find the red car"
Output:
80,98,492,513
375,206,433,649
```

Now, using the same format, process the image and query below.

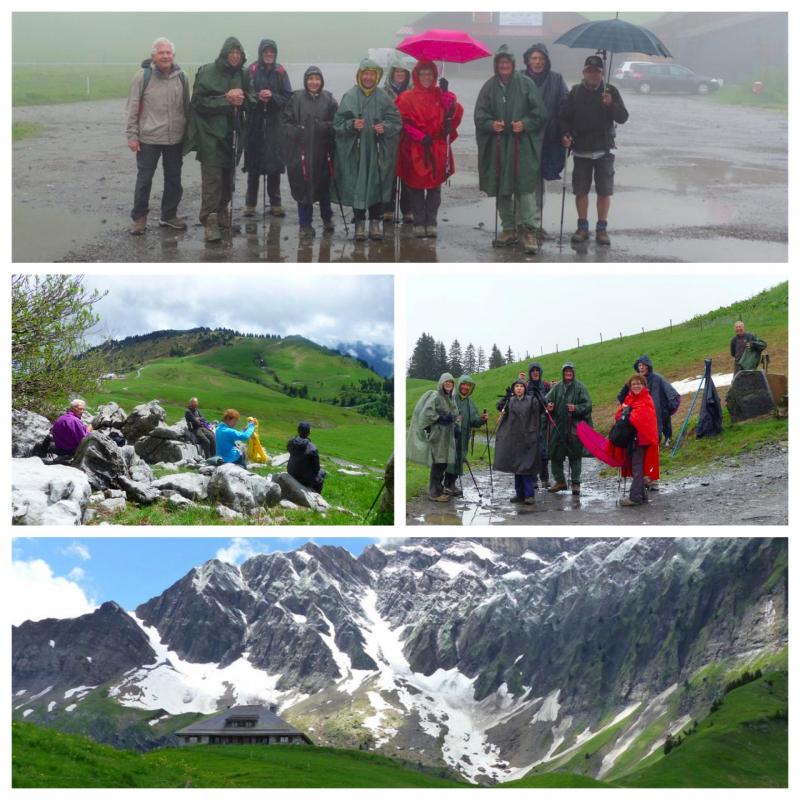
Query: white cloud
67,567,86,582
11,560,96,625
215,538,263,566
61,541,91,561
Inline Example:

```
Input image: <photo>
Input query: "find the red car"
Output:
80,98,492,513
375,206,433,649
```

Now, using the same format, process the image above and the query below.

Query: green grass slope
500,772,611,788
618,671,787,788
406,283,787,498
12,722,465,789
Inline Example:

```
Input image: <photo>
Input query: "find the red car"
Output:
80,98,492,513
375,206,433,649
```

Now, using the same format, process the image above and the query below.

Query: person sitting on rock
287,421,326,493
215,408,255,467
50,399,93,457
184,397,216,458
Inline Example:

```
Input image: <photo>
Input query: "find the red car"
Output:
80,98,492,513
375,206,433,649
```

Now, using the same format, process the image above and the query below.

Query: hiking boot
403,213,415,224
493,230,517,247
270,205,286,217
548,481,568,493
382,210,394,222
645,479,660,491
430,494,450,503
242,205,257,217
541,479,551,489
451,487,463,497
354,221,367,241
204,213,222,243
510,495,525,504
596,227,611,245
425,225,438,238
620,497,641,507
369,220,384,241
571,227,590,244
414,225,427,238
130,216,147,235
159,216,188,230
522,230,539,255
299,225,315,238
523,496,536,505
322,219,335,233
571,484,581,496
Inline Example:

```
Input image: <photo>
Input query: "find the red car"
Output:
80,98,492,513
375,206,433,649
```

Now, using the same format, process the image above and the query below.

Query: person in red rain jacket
610,372,659,507
396,61,464,238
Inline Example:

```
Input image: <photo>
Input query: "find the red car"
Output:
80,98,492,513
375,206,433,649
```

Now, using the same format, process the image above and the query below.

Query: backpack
608,406,636,448
139,60,189,117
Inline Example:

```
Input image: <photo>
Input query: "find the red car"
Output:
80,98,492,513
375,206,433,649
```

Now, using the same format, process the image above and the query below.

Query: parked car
614,61,723,95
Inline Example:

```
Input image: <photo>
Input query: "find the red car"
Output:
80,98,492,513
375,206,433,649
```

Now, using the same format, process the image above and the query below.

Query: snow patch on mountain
108,614,307,715
532,689,561,723
433,559,475,580
443,541,500,563
64,685,97,700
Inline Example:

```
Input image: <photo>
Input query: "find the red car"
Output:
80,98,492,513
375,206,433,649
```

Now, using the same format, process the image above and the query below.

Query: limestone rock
71,432,129,491
151,473,210,501
207,464,281,514
379,454,394,516
121,401,166,442
270,453,290,467
134,435,202,465
117,476,161,505
12,409,52,458
727,370,776,422
166,494,195,510
12,458,92,525
215,504,244,521
120,445,154,484
274,472,329,511
98,497,127,514
90,402,127,430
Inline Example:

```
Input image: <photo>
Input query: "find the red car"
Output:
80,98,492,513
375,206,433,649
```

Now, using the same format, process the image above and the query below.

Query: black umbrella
554,15,672,83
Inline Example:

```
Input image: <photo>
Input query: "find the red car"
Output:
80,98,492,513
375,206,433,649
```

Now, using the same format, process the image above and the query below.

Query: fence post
600,332,603,343
86,76,91,97
577,337,580,348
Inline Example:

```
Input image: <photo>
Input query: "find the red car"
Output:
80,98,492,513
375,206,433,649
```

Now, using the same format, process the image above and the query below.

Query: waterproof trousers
406,186,441,227
429,462,447,497
550,455,582,485
132,143,183,221
298,198,333,226
514,474,535,499
354,203,383,221
246,171,282,208
629,445,649,504
200,163,233,223
498,192,537,232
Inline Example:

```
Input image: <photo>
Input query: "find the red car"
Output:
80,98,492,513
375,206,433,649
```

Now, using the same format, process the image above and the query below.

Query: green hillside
12,723,466,789
501,773,611,788
618,671,788,788
407,282,788,498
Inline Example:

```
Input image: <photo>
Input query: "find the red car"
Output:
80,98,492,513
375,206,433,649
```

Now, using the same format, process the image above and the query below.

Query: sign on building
498,12,544,27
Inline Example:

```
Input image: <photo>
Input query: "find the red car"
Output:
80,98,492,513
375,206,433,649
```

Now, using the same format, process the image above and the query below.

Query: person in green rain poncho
444,375,488,496
333,58,401,242
407,373,460,502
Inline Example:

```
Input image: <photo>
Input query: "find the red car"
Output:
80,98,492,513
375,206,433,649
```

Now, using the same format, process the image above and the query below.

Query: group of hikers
408,319,768,511
48,397,326,494
408,356,678,510
126,36,627,252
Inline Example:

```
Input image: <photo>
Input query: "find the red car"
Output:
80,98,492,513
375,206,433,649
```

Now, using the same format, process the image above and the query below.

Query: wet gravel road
407,440,788,526
12,74,787,262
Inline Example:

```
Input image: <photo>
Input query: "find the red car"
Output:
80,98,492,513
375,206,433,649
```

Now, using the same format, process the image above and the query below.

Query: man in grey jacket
126,37,190,235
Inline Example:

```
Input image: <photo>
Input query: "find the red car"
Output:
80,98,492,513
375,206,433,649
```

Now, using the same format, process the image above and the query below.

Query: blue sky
11,537,378,624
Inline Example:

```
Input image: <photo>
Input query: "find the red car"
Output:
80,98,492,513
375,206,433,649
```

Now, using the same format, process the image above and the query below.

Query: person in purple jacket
50,399,92,456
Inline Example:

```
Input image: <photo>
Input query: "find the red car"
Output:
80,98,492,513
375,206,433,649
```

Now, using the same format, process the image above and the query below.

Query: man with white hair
184,397,215,458
50,399,93,457
126,37,190,235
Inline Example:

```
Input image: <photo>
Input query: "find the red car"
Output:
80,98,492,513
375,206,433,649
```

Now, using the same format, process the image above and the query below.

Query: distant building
176,704,313,746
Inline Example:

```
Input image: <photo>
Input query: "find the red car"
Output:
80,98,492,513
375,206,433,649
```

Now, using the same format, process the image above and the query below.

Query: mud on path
407,440,788,526
12,76,787,263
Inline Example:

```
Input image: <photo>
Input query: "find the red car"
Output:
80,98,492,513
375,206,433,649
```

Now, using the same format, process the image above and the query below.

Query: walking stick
672,360,709,457
230,106,240,232
326,152,349,236
559,145,570,249
494,132,501,244
463,458,483,499
484,413,494,496
262,106,268,225
513,130,520,232
362,479,386,522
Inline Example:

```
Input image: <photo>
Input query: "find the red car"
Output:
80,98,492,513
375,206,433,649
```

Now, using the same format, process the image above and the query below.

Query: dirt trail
12,78,787,262
407,441,788,526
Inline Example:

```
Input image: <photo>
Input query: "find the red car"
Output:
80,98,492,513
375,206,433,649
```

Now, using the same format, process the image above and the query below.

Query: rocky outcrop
207,464,281,513
727,370,776,421
121,401,166,443
12,457,92,525
120,445,154,484
90,402,127,430
274,472,329,511
12,409,51,458
133,424,203,465
71,432,130,491
117,476,160,505
151,473,210,501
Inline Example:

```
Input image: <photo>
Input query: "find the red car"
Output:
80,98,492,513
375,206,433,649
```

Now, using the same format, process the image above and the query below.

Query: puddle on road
13,204,111,261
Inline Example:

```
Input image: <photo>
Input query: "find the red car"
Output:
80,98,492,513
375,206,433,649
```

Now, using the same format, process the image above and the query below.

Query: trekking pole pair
558,145,572,249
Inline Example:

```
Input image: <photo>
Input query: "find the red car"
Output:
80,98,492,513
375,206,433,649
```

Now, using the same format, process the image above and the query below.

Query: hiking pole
513,130,520,234
262,106,268,225
362,479,386,522
494,132,501,244
463,458,483,499
327,153,349,236
484,413,494,496
671,363,708,457
230,106,240,233
559,145,570,249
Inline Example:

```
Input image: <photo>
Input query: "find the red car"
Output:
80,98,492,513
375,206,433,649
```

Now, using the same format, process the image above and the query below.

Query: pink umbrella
576,422,625,468
397,29,491,65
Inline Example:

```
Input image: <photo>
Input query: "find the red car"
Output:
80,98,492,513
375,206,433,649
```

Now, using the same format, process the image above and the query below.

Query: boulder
12,409,51,458
104,489,126,499
117,476,161,505
121,401,166,442
215,504,244,521
90,402,127,430
12,458,92,525
97,497,127,514
379,454,394,516
207,464,281,514
274,472,329,511
71,432,130,491
120,445,154,484
134,435,202,465
151,473,210,501
270,453,290,467
166,494,195,510
726,370,776,422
